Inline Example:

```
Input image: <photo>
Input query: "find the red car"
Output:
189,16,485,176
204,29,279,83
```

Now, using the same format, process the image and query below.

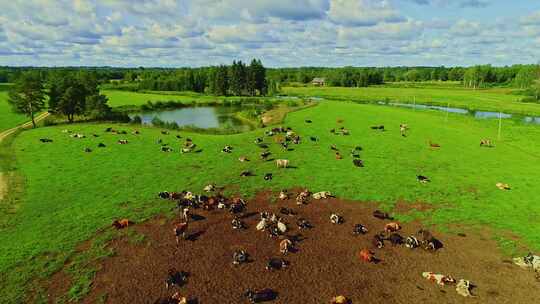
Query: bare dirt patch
54,191,538,304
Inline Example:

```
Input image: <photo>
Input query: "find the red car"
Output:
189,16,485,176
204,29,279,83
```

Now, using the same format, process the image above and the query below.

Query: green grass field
0,84,29,132
1,100,540,302
283,86,540,116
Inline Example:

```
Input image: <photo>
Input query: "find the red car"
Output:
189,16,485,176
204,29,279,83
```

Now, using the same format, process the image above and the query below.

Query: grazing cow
39,138,53,143
117,139,128,145
158,191,170,199
279,239,293,254
165,269,187,289
353,159,364,167
310,136,318,142
84,148,92,153
429,141,441,148
400,124,408,137
132,130,140,135
231,217,244,230
342,129,350,135
161,146,173,152
279,207,295,216
276,159,289,168
233,250,248,265
313,191,332,200
358,249,376,263
176,135,182,139
182,207,190,222
422,272,456,286
384,222,401,233
222,145,233,153
496,182,511,190
256,218,268,231
296,218,312,229
371,125,385,131
386,233,404,246
480,139,493,147
305,119,312,123
335,152,343,160
373,233,385,249
405,236,420,249
373,210,392,220
254,138,263,144
279,190,288,200
266,258,288,270
330,144,338,151
244,289,276,303
98,143,106,148
456,279,474,297
331,296,350,304
296,189,310,205
174,222,188,243
353,224,368,235
266,225,280,238
417,175,430,183
281,142,288,150
112,219,130,229
203,184,215,192
239,156,249,162
240,170,252,177
154,292,187,304
264,173,273,181
276,219,288,234
330,128,336,134
260,151,271,160
513,253,540,279
161,130,169,135
417,229,442,251
330,213,343,224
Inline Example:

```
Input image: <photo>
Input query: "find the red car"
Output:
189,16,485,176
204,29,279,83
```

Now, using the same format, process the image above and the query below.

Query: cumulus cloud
328,0,405,26
0,0,536,66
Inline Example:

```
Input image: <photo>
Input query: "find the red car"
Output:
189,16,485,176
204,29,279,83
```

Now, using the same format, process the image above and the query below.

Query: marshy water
379,102,540,125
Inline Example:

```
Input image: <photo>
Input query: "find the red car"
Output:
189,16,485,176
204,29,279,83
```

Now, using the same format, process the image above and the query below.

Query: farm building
311,77,326,86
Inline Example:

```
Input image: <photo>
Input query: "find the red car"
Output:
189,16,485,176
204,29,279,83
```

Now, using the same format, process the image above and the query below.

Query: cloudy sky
0,0,539,67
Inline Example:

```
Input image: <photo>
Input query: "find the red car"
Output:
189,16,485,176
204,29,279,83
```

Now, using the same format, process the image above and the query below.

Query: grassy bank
283,86,540,116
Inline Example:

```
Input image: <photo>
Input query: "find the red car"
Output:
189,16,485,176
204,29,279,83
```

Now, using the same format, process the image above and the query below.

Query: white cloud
328,0,405,26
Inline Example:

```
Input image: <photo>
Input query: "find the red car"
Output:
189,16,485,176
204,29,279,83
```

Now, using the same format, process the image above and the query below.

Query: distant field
2,101,540,302
102,90,215,107
0,84,28,132
283,86,540,116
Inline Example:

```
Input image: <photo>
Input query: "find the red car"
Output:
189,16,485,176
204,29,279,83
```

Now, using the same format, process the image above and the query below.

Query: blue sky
0,0,539,67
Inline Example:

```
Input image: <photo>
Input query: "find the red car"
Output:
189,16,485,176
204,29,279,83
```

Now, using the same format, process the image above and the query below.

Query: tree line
8,70,112,127
137,59,269,96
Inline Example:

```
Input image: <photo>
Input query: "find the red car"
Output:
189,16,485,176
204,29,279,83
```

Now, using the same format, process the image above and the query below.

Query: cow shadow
187,230,205,241
190,214,206,221
240,212,259,219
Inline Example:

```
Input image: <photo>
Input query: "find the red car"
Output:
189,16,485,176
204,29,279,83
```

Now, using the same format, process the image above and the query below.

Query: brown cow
174,222,188,244
112,219,131,229
384,222,401,233
280,239,293,254
359,249,376,263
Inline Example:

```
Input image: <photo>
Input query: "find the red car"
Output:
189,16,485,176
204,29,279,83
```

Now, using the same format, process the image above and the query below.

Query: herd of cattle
149,186,476,304
42,118,538,302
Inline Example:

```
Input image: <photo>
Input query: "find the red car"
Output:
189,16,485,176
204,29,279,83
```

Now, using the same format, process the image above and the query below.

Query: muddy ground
50,190,539,304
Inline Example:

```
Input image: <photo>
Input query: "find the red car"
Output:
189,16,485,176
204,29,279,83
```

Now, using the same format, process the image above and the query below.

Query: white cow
313,191,332,200
276,159,289,168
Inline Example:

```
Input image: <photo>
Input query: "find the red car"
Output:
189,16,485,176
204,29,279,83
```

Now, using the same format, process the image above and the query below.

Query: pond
380,102,540,125
130,105,266,131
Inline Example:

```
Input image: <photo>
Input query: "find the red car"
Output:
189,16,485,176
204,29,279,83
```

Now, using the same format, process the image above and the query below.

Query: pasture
1,100,540,302
0,84,29,132
283,86,540,116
